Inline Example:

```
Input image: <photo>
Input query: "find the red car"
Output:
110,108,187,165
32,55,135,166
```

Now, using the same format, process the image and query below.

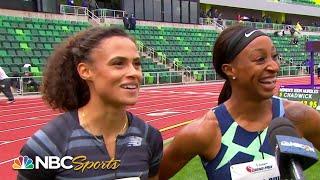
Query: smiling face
79,36,142,107
228,36,280,99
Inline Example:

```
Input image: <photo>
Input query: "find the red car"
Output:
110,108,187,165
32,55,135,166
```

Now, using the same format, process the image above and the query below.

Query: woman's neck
78,98,127,136
224,95,273,131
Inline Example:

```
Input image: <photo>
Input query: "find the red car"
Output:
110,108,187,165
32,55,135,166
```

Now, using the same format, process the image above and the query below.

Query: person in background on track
0,66,15,104
17,27,163,180
23,71,40,92
10,71,21,93
159,25,320,180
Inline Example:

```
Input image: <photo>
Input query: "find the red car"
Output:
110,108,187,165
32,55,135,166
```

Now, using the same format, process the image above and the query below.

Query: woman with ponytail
160,25,320,180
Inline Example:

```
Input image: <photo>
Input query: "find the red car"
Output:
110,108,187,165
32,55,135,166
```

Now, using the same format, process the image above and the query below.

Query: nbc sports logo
12,155,73,170
12,156,34,169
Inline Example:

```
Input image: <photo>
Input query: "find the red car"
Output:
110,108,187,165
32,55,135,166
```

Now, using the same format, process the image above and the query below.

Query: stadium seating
0,15,90,76
277,0,320,7
129,24,320,81
130,25,217,71
1,14,320,84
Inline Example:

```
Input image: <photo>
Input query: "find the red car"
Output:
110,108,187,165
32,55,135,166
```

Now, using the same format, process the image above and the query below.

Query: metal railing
59,4,101,25
223,19,320,32
84,8,101,25
184,66,192,82
172,60,180,71
60,5,125,22
137,40,167,65
145,47,156,62
136,41,144,53
171,61,192,82
276,0,320,8
2,65,316,96
6,76,42,96
92,9,126,19
60,5,88,16
199,17,225,30
200,17,320,32
142,71,185,85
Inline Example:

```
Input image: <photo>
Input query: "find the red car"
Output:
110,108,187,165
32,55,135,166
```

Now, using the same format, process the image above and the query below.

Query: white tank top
0,67,9,80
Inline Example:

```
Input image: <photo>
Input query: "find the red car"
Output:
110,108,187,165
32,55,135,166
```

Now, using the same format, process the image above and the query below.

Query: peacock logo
12,156,34,170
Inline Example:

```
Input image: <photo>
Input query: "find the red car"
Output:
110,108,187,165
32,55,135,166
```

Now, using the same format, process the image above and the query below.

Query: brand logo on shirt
127,136,142,147
244,30,260,37
245,164,273,173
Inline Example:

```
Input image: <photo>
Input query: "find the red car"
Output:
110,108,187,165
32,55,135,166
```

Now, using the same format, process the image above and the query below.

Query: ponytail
218,80,232,105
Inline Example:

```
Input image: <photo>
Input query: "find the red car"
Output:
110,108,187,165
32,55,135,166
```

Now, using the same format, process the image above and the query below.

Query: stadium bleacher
0,15,90,76
1,9,320,85
278,0,320,7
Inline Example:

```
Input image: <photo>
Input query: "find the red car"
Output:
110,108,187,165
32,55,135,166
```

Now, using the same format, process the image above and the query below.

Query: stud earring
232,77,236,80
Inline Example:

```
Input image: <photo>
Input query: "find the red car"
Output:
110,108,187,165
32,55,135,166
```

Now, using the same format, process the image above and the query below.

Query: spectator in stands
317,63,320,79
290,23,300,45
206,7,214,18
236,13,241,21
250,15,255,22
213,9,219,19
200,9,207,18
289,26,296,36
295,21,303,34
123,13,130,30
18,27,162,179
292,36,299,45
159,25,320,180
262,15,266,22
129,13,136,31
266,16,272,23
66,0,75,6
217,13,223,26
81,0,88,8
0,66,15,103
281,29,285,36
88,0,98,17
240,15,250,21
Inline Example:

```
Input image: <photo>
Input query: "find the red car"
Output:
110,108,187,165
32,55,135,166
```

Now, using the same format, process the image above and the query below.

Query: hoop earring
232,77,236,80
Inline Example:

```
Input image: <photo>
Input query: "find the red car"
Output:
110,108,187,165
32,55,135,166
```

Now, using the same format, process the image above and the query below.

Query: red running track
0,76,317,179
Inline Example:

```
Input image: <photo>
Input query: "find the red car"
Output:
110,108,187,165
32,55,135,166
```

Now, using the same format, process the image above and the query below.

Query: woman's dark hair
42,26,134,111
213,25,247,105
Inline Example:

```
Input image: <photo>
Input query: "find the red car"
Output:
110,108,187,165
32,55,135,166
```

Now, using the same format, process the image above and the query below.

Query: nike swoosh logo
244,30,259,37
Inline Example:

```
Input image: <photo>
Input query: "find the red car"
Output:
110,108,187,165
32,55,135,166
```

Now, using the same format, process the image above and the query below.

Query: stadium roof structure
200,0,319,17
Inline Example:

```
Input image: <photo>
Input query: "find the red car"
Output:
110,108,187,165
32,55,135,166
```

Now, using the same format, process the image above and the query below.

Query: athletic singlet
18,111,163,180
201,96,285,180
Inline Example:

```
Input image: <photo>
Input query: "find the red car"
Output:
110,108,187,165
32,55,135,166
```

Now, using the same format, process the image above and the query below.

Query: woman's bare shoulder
283,100,319,122
183,110,219,138
176,110,221,157
283,99,320,149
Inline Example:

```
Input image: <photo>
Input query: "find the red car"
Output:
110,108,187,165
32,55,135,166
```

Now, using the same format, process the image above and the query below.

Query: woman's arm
285,100,320,150
159,111,221,180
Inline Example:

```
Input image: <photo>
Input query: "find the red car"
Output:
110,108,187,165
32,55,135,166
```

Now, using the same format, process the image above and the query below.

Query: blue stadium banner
279,88,320,112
